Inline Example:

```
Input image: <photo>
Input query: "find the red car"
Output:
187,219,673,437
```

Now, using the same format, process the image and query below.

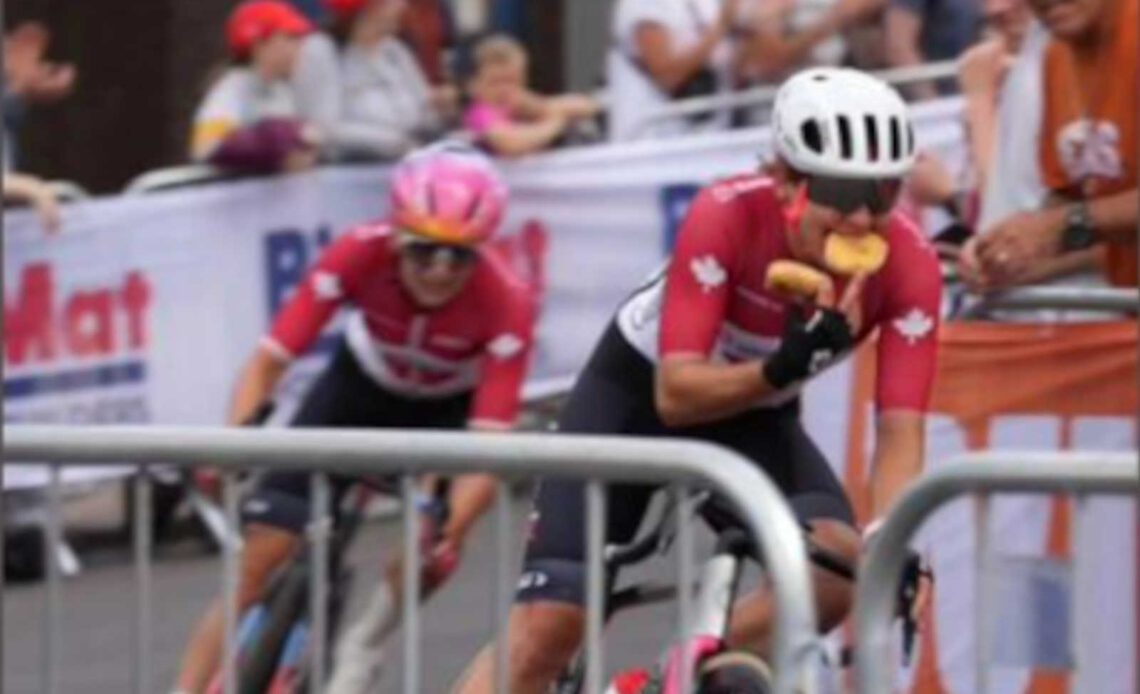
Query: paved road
4,487,727,694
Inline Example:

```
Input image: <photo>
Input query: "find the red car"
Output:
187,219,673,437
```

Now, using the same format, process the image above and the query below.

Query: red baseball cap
227,0,314,59
324,0,370,19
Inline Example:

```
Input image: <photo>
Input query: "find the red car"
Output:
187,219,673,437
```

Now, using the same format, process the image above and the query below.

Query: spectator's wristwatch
1060,200,1098,252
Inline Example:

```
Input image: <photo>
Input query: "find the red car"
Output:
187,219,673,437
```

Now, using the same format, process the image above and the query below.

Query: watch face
1062,205,1096,251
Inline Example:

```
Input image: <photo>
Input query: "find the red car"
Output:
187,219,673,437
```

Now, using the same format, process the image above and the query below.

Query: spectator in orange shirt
970,0,1138,288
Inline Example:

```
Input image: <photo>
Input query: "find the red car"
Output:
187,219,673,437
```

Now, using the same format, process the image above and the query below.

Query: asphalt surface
4,485,728,694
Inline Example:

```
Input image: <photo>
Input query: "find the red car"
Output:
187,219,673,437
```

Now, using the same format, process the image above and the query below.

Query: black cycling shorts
518,322,855,606
241,343,471,533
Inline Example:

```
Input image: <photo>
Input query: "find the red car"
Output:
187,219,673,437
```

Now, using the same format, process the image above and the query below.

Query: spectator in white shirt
292,0,458,161
191,0,320,173
606,0,741,141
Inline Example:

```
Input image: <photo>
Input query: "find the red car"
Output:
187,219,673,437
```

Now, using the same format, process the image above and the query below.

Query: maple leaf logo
311,271,343,301
690,255,727,292
487,333,524,360
893,308,934,345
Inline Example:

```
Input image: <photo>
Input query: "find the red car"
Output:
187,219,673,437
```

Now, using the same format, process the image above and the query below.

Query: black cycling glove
762,308,855,389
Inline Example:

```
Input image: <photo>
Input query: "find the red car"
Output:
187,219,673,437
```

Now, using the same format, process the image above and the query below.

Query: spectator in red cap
190,0,321,173
291,0,458,161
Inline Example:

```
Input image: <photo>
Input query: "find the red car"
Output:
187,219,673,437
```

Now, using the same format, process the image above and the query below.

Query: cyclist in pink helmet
173,142,535,694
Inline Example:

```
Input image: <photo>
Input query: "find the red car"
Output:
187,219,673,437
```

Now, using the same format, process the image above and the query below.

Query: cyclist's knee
509,602,584,681
237,523,300,605
807,519,858,631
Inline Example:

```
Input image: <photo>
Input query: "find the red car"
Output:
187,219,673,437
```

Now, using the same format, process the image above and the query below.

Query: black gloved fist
762,308,855,389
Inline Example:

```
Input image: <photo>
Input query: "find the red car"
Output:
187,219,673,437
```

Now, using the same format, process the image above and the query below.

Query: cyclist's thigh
243,345,384,532
763,415,855,527
708,409,855,528
519,354,660,605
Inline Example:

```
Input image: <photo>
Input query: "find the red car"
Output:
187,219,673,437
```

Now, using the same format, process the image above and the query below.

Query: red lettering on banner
121,271,152,349
4,263,154,367
64,290,114,356
4,263,57,365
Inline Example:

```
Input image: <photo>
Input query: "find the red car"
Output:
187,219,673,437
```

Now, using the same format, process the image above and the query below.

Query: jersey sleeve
874,222,943,412
468,284,537,428
659,187,739,359
263,228,386,360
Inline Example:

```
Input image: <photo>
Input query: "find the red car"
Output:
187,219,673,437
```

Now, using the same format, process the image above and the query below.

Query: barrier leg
401,475,421,694
1070,495,1087,693
133,466,154,694
675,485,695,694
221,471,240,694
585,479,607,694
493,479,513,694
974,494,992,694
43,464,63,694
309,473,331,693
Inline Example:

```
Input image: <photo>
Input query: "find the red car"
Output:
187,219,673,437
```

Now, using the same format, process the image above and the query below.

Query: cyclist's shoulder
877,213,943,298
684,174,783,242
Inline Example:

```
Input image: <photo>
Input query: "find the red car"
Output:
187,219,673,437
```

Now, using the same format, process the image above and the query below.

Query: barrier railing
854,451,1139,694
959,285,1138,318
3,425,822,694
627,60,960,139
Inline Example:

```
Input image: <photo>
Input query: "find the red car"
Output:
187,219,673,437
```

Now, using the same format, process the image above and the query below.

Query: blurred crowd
3,0,1137,294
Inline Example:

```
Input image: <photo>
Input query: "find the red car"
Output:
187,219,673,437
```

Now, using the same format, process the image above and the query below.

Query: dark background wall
6,0,234,194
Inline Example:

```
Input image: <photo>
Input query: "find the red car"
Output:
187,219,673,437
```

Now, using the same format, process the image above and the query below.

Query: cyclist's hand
816,271,867,335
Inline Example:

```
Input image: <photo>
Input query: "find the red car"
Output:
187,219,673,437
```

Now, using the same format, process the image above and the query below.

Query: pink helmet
390,141,509,245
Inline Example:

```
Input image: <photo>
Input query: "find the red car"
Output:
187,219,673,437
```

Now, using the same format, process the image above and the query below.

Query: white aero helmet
772,67,916,179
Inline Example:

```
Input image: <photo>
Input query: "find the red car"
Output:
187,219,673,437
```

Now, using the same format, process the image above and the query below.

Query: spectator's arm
737,0,878,82
1088,188,1139,243
480,112,569,157
633,20,728,94
885,4,938,100
958,39,1010,189
2,171,61,233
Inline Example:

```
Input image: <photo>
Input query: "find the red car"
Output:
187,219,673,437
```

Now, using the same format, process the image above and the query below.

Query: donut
824,233,889,275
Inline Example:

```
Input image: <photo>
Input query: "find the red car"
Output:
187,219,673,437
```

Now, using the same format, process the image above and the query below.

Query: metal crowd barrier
3,425,822,694
961,285,1139,318
627,60,960,139
854,451,1139,694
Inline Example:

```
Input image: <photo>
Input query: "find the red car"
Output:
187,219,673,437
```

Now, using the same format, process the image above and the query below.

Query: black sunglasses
401,240,479,269
805,176,902,215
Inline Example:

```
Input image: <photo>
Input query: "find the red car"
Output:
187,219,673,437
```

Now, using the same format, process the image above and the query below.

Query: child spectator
463,34,599,157
191,0,320,173
293,0,456,161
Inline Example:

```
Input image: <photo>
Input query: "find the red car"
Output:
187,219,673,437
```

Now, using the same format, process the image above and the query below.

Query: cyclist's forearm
655,358,777,428
228,347,289,426
443,473,498,541
869,412,926,519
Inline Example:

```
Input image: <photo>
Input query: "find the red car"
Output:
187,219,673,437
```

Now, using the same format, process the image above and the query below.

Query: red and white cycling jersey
263,222,536,428
616,175,942,412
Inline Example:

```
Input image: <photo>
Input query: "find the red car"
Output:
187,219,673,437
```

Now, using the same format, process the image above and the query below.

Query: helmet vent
889,117,902,161
906,123,915,156
426,180,438,214
801,120,824,154
836,115,853,160
463,186,482,222
864,114,879,162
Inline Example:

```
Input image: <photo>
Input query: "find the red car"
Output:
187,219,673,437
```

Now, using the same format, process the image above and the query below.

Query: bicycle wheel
696,651,773,694
238,561,310,694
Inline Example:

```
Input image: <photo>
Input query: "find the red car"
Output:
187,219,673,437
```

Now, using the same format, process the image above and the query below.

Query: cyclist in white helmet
453,67,942,694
